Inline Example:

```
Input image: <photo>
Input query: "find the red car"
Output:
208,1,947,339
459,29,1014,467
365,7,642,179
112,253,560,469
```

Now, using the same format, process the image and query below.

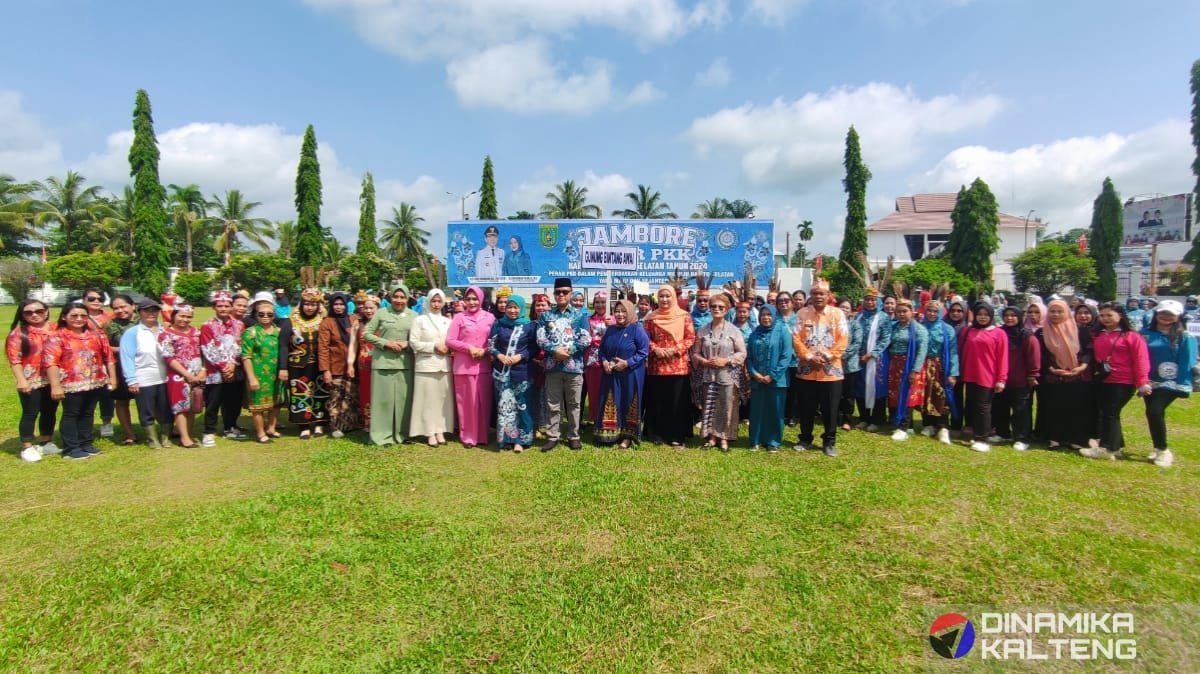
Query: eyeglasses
85,296,102,302
67,313,88,320
554,289,571,295
256,312,276,318
22,308,46,316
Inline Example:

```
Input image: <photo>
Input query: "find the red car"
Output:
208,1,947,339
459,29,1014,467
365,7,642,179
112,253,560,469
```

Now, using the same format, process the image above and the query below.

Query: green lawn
1,305,1197,671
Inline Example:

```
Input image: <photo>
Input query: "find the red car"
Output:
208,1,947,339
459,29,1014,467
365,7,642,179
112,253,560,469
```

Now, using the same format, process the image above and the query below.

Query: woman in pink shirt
446,286,495,448
958,302,1008,453
1079,303,1149,460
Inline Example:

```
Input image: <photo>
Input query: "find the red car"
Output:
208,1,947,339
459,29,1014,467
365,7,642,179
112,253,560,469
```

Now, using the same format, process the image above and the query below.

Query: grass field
1,305,1197,672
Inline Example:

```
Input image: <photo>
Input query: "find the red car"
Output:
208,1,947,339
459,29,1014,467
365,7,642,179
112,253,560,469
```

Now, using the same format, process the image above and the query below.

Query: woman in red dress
159,305,205,448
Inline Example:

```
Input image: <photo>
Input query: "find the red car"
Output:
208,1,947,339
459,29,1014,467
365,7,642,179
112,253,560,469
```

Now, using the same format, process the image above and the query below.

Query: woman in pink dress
446,286,495,448
158,304,205,448
583,292,612,424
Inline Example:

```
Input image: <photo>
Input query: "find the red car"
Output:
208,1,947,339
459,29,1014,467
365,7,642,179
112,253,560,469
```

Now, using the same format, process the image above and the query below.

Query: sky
2,0,1198,259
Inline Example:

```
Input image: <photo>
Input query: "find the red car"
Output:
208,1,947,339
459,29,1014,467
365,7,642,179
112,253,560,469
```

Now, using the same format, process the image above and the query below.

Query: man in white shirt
119,298,172,448
475,225,505,278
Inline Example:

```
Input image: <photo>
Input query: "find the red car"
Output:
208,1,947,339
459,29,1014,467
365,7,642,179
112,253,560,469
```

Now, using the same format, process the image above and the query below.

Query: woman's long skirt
454,372,492,446
594,373,643,445
357,358,373,428
697,381,739,440
369,367,412,445
583,364,602,424
643,374,693,444
1040,381,1094,447
411,371,455,438
327,376,361,433
494,378,533,447
288,363,329,427
749,384,786,448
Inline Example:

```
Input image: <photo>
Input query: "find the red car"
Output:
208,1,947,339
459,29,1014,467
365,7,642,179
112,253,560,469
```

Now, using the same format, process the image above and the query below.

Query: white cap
1154,300,1183,316
252,291,274,305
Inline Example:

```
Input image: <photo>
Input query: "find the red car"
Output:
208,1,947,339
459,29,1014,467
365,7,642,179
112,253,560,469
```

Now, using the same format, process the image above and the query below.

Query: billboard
1121,193,1192,247
445,219,775,288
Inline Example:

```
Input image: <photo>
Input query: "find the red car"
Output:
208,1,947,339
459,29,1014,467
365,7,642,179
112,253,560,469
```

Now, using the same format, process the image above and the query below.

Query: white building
866,193,1044,291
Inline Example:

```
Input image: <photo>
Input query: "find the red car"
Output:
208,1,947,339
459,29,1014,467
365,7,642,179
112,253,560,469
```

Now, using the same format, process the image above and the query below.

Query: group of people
9,279,1198,468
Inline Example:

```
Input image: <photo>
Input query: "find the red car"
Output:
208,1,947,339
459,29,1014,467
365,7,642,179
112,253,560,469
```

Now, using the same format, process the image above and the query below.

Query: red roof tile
869,194,1042,231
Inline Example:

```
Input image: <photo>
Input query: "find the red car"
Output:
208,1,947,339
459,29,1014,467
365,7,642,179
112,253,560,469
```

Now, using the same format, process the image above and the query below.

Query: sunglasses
67,313,89,320
554,289,571,295
256,312,276,318
85,296,102,302
22,308,46,316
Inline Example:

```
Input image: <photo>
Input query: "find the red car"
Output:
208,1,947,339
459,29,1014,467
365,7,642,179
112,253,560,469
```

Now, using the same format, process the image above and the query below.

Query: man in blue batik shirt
537,277,591,451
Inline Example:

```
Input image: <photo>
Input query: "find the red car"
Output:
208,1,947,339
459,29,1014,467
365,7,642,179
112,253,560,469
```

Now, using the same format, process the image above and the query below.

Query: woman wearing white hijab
409,289,455,446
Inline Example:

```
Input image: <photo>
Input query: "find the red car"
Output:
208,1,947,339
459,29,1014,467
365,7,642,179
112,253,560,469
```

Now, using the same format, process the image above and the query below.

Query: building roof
868,193,1042,232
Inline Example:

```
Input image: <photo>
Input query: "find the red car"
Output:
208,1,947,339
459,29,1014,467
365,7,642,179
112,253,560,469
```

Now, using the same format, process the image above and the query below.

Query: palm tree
92,187,136,255
0,174,39,254
726,199,756,219
166,183,212,272
538,180,602,219
795,220,814,267
379,202,435,286
612,184,677,219
271,220,297,258
208,189,272,266
30,171,114,254
322,238,350,266
691,197,730,219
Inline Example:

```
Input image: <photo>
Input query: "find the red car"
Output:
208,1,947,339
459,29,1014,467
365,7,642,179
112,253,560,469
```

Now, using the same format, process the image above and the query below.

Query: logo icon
539,224,559,249
715,228,737,250
929,613,975,659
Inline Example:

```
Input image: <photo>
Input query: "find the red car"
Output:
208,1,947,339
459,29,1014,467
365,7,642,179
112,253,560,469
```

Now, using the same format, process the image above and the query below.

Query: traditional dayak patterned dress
159,326,204,415
690,321,747,440
594,316,649,445
279,312,329,427
356,319,375,428
488,313,537,448
241,324,281,412
887,319,929,422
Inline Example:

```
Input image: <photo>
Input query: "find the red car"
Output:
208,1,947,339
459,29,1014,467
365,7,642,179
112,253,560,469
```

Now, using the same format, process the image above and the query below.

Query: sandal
299,430,311,440
257,435,271,444
719,440,729,451
122,437,136,446
179,441,199,449
313,426,325,437
267,430,282,438
618,439,632,449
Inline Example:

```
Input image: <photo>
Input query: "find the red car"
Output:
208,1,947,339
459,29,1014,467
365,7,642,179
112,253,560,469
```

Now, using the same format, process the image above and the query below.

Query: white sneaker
969,441,991,453
331,430,344,439
920,426,935,437
41,441,61,455
1147,449,1159,461
936,429,952,445
866,424,879,432
890,429,909,442
985,435,1003,444
1078,446,1117,460
20,446,42,462
1012,442,1030,452
100,423,114,438
224,428,248,440
201,434,217,448
1153,449,1174,468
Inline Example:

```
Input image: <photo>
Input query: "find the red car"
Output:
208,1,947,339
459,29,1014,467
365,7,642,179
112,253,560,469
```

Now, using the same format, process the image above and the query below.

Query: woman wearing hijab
747,304,792,451
279,288,330,439
570,290,587,314
583,292,611,425
447,286,495,448
594,299,649,448
918,302,959,444
1037,299,1095,449
410,289,455,447
643,285,697,446
943,297,970,433
1074,303,1100,336
1023,298,1046,334
854,288,892,430
958,302,1009,452
993,306,1040,451
318,292,360,438
362,284,416,446
1080,303,1150,460
501,235,533,277
488,295,537,452
886,299,928,441
774,291,801,426
529,293,551,437
690,292,747,451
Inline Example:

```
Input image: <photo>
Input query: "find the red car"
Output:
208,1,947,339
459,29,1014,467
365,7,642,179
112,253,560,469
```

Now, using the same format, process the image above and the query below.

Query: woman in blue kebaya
501,235,533,277
746,305,793,451
919,302,959,444
488,295,536,452
594,299,649,448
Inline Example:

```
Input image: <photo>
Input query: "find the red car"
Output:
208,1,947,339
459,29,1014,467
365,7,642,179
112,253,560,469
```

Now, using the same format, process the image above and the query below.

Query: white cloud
0,91,65,178
447,40,660,115
694,57,731,88
748,0,810,23
914,119,1193,231
685,82,1004,190
510,168,636,216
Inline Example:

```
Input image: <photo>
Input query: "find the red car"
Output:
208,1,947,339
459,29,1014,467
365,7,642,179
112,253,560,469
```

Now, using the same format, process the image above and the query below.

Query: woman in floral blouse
159,304,205,448
8,299,58,461
46,300,117,460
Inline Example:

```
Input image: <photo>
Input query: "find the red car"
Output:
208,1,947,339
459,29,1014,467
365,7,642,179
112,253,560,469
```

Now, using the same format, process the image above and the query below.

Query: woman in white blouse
409,289,456,446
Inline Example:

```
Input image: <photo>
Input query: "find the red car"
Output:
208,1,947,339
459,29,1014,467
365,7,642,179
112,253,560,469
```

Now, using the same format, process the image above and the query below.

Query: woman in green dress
362,283,416,446
242,299,283,442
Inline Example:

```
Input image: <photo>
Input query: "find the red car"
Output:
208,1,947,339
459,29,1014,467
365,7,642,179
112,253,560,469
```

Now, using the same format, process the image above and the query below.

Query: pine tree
128,89,172,296
1087,177,1123,300
1191,59,1199,198
832,126,872,295
356,171,378,256
946,178,1001,296
478,155,498,220
294,125,324,269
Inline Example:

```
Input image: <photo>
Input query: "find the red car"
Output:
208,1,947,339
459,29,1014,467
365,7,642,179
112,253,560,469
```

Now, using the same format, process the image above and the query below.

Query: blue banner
446,219,775,288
